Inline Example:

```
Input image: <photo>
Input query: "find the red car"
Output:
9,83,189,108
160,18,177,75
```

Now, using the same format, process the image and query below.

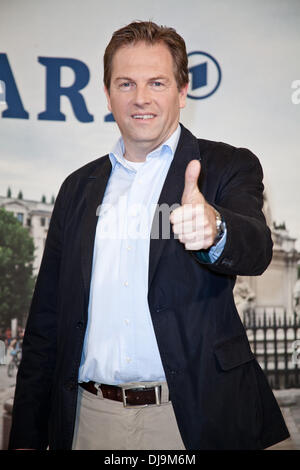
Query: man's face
105,41,188,156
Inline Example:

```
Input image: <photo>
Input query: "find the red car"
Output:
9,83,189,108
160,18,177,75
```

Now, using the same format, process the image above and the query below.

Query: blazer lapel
80,155,112,300
148,124,201,289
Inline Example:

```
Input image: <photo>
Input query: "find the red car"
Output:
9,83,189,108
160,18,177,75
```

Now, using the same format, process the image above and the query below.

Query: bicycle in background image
7,339,22,378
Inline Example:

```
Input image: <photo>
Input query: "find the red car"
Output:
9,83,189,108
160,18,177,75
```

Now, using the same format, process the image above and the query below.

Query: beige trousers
72,381,185,450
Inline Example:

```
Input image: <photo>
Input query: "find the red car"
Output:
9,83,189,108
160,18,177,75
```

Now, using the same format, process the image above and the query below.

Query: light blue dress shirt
78,125,226,385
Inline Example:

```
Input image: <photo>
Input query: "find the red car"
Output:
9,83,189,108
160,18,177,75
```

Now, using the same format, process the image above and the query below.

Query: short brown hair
104,20,189,91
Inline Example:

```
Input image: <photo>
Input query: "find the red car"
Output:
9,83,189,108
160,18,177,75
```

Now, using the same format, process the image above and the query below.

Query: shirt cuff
195,224,227,264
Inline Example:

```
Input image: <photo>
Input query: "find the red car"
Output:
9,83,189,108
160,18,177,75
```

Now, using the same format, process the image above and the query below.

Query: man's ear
104,86,112,112
179,83,189,109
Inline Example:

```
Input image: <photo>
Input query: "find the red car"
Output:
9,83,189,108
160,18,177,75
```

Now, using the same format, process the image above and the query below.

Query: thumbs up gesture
170,160,218,250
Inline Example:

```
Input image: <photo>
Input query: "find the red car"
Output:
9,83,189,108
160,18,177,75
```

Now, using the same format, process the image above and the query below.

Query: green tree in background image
0,208,35,328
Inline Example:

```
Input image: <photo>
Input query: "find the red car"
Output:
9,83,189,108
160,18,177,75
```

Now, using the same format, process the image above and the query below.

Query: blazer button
76,321,84,329
221,258,233,267
155,305,167,313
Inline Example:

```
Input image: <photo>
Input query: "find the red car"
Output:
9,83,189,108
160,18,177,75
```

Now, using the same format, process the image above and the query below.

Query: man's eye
120,82,133,89
152,81,163,87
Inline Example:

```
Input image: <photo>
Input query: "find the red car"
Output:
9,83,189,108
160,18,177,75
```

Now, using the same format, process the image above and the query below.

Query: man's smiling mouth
132,114,156,120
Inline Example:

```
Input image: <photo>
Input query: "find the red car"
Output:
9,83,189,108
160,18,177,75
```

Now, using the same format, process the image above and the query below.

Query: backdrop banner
0,0,299,320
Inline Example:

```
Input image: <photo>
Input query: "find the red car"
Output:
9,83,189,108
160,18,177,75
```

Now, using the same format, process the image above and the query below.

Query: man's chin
128,130,163,145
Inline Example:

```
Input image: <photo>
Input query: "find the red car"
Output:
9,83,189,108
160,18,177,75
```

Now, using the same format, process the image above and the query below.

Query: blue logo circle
187,51,222,100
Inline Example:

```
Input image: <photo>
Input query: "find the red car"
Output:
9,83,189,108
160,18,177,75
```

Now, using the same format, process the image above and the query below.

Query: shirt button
125,319,130,325
124,280,129,287
126,357,131,363
127,246,132,251
131,207,138,217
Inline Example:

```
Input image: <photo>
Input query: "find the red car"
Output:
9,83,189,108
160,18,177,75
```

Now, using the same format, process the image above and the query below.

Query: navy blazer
9,124,289,449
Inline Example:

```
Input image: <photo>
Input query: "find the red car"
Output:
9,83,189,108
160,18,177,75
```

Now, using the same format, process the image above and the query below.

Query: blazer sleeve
193,147,273,276
8,178,67,450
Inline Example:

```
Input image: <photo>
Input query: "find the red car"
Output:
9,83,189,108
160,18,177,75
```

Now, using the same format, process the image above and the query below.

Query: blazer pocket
214,333,255,371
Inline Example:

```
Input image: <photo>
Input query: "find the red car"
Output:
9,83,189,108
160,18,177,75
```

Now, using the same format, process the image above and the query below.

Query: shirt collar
109,124,181,170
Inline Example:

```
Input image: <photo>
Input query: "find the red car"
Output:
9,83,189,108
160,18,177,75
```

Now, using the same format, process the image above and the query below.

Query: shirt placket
119,168,143,376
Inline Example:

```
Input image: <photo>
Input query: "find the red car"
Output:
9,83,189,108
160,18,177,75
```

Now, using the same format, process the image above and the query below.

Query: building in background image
0,193,54,275
234,193,300,320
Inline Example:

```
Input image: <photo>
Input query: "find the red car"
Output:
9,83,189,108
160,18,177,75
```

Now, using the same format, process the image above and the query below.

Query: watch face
215,211,222,230
213,210,224,246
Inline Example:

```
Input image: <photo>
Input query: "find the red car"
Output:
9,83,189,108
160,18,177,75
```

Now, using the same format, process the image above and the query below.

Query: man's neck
123,141,161,162
123,126,179,162
123,148,148,162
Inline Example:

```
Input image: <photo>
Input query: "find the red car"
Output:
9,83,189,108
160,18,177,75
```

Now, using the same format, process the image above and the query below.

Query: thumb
182,160,203,205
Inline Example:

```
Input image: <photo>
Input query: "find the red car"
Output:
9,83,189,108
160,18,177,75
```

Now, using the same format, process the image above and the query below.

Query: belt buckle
121,384,162,408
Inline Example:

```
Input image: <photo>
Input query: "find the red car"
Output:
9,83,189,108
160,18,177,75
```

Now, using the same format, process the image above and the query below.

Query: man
9,21,289,450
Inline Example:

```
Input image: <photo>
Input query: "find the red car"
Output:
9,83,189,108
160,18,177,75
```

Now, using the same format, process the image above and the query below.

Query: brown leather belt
79,381,164,407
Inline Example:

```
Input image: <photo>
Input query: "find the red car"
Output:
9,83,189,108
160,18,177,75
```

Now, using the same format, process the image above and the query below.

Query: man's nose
133,85,151,106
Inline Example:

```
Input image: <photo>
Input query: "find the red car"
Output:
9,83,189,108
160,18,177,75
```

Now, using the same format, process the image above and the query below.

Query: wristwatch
213,208,225,246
